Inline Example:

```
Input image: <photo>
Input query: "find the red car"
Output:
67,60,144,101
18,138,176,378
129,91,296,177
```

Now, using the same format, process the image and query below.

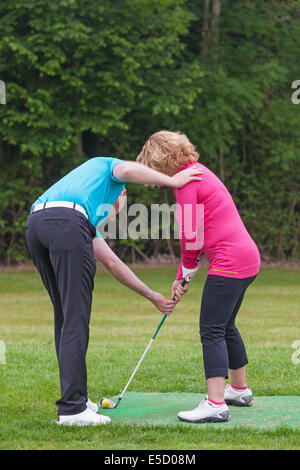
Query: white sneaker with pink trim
224,384,254,406
178,399,230,423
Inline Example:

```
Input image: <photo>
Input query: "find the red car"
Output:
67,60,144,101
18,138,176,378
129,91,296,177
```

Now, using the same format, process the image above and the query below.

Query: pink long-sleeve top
174,163,261,280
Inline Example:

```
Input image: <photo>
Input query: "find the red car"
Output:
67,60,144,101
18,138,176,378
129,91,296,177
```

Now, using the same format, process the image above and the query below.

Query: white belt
32,201,88,219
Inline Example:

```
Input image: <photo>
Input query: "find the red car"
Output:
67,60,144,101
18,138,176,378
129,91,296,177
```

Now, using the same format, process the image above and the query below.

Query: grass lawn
0,265,299,450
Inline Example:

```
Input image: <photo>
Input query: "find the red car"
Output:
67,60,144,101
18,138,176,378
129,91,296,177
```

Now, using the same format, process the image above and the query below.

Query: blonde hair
137,130,199,176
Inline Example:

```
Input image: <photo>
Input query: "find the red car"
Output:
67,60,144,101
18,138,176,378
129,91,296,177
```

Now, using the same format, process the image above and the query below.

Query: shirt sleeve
174,181,203,280
96,229,103,239
176,261,183,281
110,158,128,184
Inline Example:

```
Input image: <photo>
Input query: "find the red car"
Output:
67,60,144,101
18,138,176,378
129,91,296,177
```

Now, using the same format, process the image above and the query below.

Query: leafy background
0,0,299,264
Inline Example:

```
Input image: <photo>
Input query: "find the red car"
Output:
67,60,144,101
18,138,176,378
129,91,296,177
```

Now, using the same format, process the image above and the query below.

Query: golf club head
98,397,116,409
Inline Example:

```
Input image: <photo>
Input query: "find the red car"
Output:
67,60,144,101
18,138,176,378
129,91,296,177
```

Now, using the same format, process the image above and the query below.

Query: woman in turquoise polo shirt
25,157,202,426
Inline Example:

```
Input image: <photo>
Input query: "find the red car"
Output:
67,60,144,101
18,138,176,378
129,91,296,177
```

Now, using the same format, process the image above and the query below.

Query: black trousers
25,207,96,415
200,274,256,380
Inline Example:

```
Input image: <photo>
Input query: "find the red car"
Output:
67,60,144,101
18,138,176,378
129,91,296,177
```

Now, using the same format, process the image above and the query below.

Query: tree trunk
153,239,162,257
77,132,83,155
133,243,150,262
200,0,222,61
292,221,300,258
119,244,128,261
201,0,211,58
6,205,25,265
131,245,136,264
211,0,221,45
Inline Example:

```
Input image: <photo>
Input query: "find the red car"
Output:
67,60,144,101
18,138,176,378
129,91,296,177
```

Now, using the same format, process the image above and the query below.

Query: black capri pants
25,207,97,416
200,274,256,380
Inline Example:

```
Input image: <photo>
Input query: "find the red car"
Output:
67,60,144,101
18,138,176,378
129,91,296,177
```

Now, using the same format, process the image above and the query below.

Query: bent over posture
25,156,202,426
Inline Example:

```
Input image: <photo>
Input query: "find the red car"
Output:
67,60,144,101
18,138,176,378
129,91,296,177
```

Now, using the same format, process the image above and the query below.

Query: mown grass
0,265,299,450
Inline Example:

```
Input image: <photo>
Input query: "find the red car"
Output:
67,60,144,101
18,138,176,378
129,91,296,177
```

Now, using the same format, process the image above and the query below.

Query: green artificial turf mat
98,392,300,429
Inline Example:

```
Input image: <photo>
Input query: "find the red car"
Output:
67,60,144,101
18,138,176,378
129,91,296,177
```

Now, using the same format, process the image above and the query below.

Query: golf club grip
172,278,187,301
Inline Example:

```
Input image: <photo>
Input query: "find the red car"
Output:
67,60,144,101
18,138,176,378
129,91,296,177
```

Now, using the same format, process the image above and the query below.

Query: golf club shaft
115,279,187,407
118,337,154,403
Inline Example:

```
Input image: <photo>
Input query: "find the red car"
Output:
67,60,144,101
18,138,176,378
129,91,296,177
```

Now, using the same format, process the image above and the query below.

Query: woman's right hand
151,292,176,315
171,166,202,188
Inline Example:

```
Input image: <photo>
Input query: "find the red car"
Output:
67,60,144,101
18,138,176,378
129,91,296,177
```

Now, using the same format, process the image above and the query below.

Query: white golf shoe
57,407,111,426
224,384,254,406
86,398,99,413
178,399,230,423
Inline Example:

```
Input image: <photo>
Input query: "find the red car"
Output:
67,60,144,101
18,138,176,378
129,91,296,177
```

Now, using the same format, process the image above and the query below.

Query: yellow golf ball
102,399,111,408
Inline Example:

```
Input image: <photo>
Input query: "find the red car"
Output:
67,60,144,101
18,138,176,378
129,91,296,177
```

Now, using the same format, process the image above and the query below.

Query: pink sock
207,398,225,406
231,384,247,390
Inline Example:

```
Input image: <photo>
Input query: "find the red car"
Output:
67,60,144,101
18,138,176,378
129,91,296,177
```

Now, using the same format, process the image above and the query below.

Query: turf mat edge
98,392,300,429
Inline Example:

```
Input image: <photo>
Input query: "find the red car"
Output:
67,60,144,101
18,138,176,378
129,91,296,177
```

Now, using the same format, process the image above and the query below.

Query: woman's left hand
171,167,202,188
172,280,189,302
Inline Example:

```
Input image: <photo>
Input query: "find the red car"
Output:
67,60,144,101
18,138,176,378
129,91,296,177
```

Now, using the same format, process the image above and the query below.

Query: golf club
99,278,188,410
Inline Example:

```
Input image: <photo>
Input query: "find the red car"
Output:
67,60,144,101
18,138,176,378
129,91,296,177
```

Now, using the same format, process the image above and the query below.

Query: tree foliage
0,0,299,263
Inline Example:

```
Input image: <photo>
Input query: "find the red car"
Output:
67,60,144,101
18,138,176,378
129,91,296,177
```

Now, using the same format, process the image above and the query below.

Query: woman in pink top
137,130,261,424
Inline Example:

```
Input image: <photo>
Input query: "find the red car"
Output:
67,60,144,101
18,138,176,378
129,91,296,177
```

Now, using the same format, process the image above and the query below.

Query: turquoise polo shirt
32,157,126,237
